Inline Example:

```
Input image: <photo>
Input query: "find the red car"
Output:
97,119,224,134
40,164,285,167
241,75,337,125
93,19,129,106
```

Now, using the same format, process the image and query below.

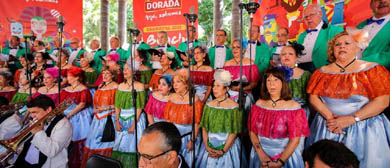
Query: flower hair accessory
214,69,232,86
83,52,94,63
277,66,293,82
166,52,175,59
346,27,369,49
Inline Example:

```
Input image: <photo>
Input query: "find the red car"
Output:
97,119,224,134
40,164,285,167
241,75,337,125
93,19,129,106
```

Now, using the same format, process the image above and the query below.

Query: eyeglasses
303,12,319,20
232,46,241,50
70,42,78,44
137,149,173,164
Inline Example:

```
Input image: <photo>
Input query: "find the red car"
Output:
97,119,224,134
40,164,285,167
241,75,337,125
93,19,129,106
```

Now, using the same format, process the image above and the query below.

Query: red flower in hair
67,66,83,77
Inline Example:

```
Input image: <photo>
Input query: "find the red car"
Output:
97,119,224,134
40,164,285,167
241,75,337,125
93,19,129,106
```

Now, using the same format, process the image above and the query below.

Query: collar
10,46,19,50
177,155,182,168
215,45,225,48
71,48,80,52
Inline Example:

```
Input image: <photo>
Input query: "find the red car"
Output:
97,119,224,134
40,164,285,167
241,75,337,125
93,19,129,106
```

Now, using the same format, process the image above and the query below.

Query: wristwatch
352,115,361,122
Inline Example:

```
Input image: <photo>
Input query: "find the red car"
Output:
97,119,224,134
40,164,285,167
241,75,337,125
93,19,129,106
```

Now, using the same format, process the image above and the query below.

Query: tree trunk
213,0,223,44
100,0,109,50
118,0,127,46
231,0,241,41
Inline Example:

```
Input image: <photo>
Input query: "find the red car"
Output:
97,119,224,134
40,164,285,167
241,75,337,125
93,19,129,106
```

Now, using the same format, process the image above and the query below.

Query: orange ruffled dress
306,64,390,168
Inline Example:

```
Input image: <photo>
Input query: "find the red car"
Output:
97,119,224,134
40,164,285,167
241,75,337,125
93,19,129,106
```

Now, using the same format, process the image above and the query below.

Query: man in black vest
138,122,189,168
13,95,72,168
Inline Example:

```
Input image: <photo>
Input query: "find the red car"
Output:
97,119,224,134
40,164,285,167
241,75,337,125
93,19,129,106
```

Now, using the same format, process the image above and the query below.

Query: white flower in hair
346,27,369,49
214,69,232,86
166,52,175,59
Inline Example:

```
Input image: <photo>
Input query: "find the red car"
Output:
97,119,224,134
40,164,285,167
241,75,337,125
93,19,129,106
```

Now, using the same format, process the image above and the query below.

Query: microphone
246,0,260,19
128,24,140,37
56,16,65,32
184,6,198,26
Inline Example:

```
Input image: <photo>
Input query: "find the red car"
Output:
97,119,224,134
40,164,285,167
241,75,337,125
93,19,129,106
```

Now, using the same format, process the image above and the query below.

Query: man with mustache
357,0,390,69
297,4,343,72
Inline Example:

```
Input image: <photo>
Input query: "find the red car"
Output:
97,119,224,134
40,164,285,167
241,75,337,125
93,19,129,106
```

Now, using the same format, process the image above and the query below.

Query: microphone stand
57,20,64,104
128,28,139,168
184,13,196,168
23,35,35,97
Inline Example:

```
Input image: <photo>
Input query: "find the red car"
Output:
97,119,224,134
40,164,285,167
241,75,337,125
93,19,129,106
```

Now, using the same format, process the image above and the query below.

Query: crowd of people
0,1,389,168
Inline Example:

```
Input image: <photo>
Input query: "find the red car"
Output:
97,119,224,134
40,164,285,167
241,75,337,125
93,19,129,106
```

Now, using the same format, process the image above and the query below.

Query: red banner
133,0,198,47
0,0,83,48
252,0,372,46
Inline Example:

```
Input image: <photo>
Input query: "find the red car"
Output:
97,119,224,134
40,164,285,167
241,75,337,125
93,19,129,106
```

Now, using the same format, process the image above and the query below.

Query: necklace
270,98,282,107
233,58,240,65
217,96,228,106
161,67,169,74
126,81,133,89
335,58,356,72
179,90,188,99
71,82,81,91
46,84,55,92
195,64,203,70
102,80,113,89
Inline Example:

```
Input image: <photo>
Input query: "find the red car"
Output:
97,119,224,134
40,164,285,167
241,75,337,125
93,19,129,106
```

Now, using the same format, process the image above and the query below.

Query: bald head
89,39,100,50
70,37,81,49
303,4,323,29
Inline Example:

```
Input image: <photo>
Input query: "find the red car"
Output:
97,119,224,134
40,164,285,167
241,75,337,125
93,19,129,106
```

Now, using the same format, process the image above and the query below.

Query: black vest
14,115,65,168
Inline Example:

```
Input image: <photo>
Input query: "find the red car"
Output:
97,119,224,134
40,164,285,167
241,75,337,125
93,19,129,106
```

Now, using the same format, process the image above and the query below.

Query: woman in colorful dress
136,49,153,88
306,31,390,168
223,40,260,113
31,67,60,106
0,71,16,103
149,51,176,91
79,52,99,97
164,68,203,167
11,73,36,120
145,75,172,124
55,49,72,87
111,64,147,167
279,43,311,118
190,46,213,103
95,53,123,86
60,66,93,168
32,52,51,88
249,67,310,168
13,54,34,87
198,69,245,167
82,67,118,167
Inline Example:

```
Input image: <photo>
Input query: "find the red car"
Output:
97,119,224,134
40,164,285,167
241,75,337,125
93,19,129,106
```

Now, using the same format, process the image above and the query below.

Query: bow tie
110,49,117,52
276,44,286,47
91,50,97,53
134,42,140,45
248,41,256,45
10,47,18,50
367,18,385,25
71,49,78,52
158,45,165,48
215,46,225,48
306,29,318,34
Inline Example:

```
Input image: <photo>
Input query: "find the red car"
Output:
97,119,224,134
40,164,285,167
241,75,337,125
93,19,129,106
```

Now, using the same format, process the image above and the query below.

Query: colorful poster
133,0,199,47
0,0,83,48
252,0,372,46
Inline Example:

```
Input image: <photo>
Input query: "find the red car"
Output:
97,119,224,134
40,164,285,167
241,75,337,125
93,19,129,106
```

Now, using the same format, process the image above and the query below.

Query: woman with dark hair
11,73,36,120
145,75,173,124
248,67,309,168
82,67,118,167
111,64,147,167
0,71,16,102
13,54,34,87
149,51,176,91
60,66,93,168
306,30,390,167
198,69,245,167
280,43,311,118
55,49,72,87
32,52,51,87
135,49,153,88
190,46,213,103
164,68,203,166
223,39,260,112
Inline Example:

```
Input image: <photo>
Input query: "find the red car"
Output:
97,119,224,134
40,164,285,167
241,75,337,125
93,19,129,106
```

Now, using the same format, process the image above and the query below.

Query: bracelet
274,158,285,166
221,148,225,154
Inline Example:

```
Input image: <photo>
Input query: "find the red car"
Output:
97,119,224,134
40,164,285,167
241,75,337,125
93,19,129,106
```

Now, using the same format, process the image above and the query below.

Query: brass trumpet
0,99,72,160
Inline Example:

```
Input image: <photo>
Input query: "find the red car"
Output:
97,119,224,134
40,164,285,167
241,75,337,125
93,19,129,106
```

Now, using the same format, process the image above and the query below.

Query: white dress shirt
245,42,257,61
69,48,81,65
0,114,22,155
28,117,73,168
363,14,390,42
299,21,324,63
214,46,226,69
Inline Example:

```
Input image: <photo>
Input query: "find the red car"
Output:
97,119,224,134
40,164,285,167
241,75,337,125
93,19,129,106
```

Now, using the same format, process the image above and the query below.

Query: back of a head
143,122,181,154
303,139,359,168
27,94,55,110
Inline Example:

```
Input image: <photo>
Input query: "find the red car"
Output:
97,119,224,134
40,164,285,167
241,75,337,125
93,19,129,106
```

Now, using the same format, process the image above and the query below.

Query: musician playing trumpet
12,95,72,168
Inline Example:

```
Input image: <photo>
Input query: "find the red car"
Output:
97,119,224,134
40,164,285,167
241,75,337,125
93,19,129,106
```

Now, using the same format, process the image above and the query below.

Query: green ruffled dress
111,89,147,168
288,71,311,107
139,69,152,85
85,70,99,85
